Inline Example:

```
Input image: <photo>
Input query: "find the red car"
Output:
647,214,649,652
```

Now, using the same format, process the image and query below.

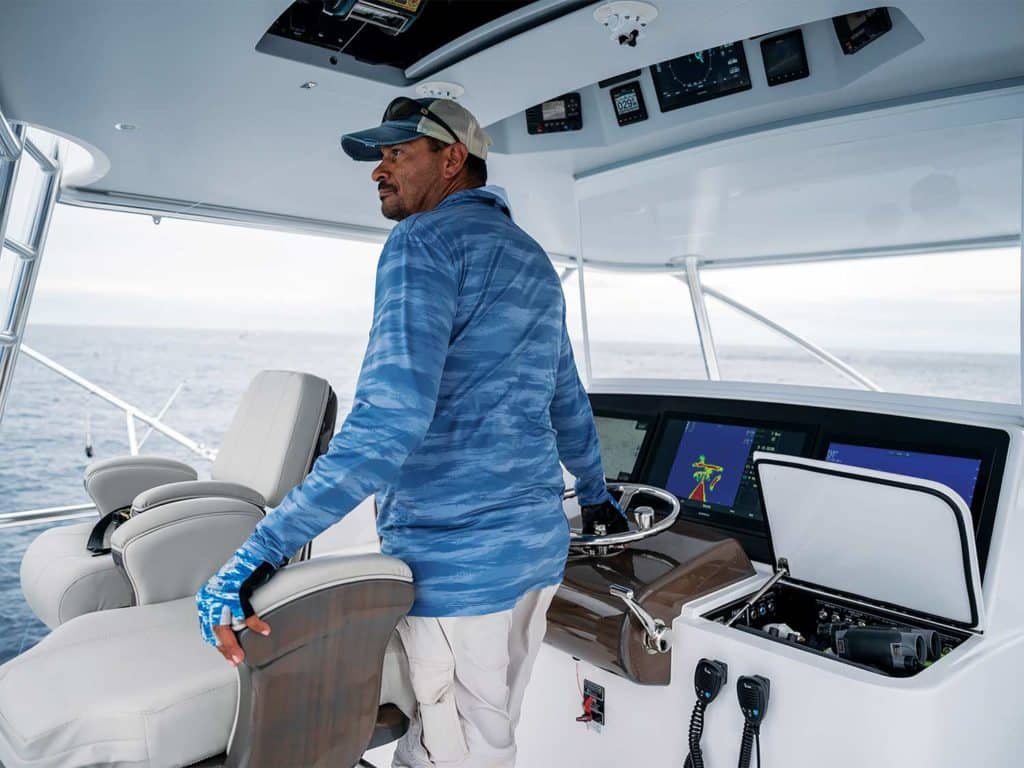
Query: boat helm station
1,0,1024,766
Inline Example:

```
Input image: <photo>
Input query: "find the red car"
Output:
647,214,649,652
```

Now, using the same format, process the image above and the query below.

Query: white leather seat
0,597,234,768
0,555,415,768
20,370,337,628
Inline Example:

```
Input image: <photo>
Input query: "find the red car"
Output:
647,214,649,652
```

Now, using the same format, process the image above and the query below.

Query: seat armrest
132,480,266,514
250,554,413,617
84,456,197,516
111,497,264,605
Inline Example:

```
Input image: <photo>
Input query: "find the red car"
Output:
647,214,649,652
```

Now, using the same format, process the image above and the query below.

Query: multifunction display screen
833,7,892,55
649,418,809,524
761,28,809,86
650,41,752,113
610,81,648,126
595,415,651,481
825,443,982,508
526,92,583,134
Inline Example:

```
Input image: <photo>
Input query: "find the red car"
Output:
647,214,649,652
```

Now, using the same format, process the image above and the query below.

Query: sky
21,201,1020,357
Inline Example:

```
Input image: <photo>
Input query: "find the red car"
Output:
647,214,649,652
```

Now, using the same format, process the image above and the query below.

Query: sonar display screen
825,443,982,508
595,415,651,481
649,418,809,524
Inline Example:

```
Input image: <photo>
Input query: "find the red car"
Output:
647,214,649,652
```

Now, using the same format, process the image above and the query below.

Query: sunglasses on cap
383,96,461,146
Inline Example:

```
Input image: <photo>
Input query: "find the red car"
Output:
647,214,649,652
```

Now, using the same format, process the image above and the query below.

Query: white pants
391,584,559,768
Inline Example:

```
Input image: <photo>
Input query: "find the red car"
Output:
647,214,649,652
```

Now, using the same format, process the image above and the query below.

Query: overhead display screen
650,41,752,113
825,443,982,508
761,28,809,86
833,7,893,55
648,418,809,525
610,81,648,126
526,92,583,134
595,415,652,481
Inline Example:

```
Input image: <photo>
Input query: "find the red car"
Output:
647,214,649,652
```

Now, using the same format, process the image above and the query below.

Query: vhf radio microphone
683,658,728,768
736,675,770,768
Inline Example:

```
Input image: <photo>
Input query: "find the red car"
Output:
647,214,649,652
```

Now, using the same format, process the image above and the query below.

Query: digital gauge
525,92,583,135
650,41,752,113
610,81,648,126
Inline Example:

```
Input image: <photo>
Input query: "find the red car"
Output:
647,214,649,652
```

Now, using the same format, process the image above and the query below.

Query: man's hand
580,493,630,536
196,548,277,666
212,616,272,667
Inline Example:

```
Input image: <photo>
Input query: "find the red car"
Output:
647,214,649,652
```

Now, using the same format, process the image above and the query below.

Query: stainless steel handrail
0,503,97,530
20,344,216,460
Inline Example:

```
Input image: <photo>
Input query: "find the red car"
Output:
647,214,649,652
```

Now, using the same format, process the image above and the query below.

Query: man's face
371,137,449,221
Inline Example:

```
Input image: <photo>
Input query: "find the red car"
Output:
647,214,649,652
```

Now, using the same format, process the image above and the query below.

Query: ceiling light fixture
300,81,318,89
114,122,137,131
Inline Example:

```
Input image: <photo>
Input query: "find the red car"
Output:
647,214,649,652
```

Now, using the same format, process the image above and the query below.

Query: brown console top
546,521,754,685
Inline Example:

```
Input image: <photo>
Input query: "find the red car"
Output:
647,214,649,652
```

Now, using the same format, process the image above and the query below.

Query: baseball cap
341,97,492,162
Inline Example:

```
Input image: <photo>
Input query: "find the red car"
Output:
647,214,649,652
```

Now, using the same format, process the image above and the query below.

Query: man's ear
442,142,469,181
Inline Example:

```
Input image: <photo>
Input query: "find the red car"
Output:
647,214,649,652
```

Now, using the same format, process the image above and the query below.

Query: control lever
609,584,672,654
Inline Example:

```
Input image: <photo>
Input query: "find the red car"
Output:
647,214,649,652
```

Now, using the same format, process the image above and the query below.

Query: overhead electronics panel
526,93,583,134
650,41,752,113
258,0,593,84
760,28,810,86
833,7,893,55
609,81,648,126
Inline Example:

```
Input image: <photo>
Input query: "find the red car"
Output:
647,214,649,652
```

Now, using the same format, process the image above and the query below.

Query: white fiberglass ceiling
577,88,1023,268
1,0,1023,264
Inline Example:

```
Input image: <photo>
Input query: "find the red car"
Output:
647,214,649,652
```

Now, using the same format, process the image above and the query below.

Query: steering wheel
564,482,681,552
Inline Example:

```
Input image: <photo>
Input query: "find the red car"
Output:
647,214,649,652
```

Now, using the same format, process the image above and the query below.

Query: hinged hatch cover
753,452,985,631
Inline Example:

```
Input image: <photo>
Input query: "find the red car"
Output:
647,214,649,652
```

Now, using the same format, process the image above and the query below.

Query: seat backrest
212,370,337,507
226,554,414,768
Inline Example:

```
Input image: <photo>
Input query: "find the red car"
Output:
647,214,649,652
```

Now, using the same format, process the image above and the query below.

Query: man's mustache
378,183,396,193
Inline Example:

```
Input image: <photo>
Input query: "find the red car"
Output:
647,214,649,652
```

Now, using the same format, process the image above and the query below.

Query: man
196,97,627,767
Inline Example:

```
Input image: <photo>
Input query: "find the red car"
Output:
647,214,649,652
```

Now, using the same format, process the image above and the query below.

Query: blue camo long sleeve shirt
243,185,610,616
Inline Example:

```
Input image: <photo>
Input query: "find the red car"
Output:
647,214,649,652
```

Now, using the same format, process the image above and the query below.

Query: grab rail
19,344,216,460
0,503,96,531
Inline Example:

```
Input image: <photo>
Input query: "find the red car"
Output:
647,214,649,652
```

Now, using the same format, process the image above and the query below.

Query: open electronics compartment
703,581,971,677
698,453,985,677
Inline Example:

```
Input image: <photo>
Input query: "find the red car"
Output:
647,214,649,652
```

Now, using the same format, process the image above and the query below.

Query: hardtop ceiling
1,0,1023,266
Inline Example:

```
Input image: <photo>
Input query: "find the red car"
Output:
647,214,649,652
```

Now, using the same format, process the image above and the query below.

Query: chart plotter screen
595,415,651,481
825,443,983,508
650,41,752,113
649,418,809,525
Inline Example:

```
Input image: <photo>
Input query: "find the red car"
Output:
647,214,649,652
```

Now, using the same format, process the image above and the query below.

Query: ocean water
0,324,1016,662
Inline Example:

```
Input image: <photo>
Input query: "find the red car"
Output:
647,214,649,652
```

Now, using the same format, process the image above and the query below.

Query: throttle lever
609,584,672,654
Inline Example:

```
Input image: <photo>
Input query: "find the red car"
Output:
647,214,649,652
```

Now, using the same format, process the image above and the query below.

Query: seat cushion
0,597,236,768
0,590,414,768
20,522,133,629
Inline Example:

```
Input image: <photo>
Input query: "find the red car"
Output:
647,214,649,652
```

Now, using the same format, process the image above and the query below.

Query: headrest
212,370,336,507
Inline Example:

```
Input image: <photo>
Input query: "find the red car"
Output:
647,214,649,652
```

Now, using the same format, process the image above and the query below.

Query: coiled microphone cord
683,659,728,768
683,698,708,768
737,723,760,768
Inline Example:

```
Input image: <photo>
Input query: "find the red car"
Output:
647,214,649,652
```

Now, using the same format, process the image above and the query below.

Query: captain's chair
20,370,337,628
0,546,415,767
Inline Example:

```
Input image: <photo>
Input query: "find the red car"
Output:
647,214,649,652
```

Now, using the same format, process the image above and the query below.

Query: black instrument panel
525,92,583,134
590,393,1009,577
833,7,892,55
649,41,752,113
760,28,810,86
609,81,648,126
